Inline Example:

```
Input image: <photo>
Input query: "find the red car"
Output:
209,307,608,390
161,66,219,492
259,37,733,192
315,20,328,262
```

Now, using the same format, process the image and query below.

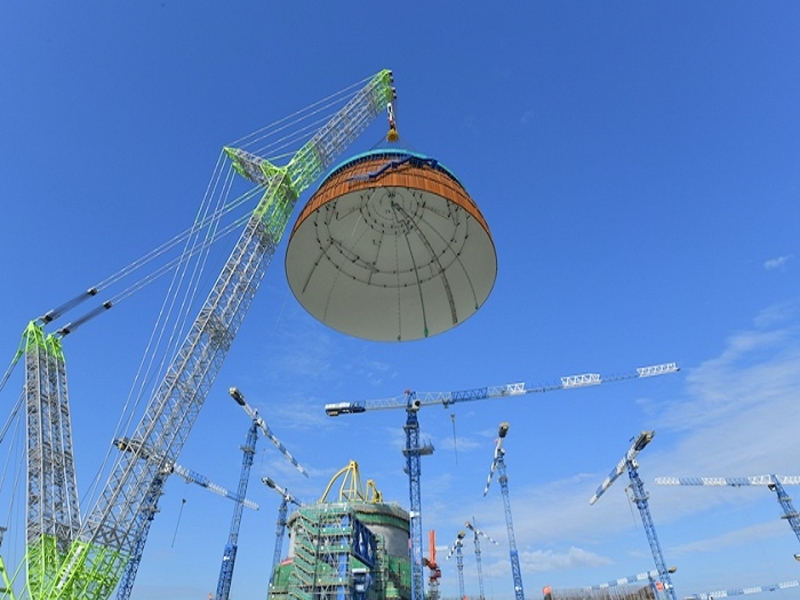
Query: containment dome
285,149,497,342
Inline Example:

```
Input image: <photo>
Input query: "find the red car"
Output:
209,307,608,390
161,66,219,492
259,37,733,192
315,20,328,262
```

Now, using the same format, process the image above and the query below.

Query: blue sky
1,2,800,600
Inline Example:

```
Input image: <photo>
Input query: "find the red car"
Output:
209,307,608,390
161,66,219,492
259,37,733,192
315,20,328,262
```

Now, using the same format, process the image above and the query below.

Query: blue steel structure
655,474,800,556
590,431,677,600
483,423,524,600
324,363,679,600
215,387,308,600
465,518,498,600
214,420,258,600
261,476,300,589
445,531,467,600
686,579,799,600
111,443,259,600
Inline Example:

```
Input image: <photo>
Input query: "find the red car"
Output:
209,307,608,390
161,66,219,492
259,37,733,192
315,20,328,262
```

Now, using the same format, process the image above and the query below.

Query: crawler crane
1,70,396,600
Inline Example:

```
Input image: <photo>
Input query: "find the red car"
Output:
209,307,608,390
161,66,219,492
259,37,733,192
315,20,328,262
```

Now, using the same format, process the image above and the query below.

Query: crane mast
465,519,498,600
113,456,259,600
220,387,307,600
590,431,676,600
402,400,434,600
214,420,258,600
34,69,394,600
484,423,524,600
446,531,467,600
262,476,300,590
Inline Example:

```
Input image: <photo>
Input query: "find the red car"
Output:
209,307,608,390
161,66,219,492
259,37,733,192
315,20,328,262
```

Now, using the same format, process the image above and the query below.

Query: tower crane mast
217,387,308,600
28,69,394,600
483,423,524,600
590,431,676,600
446,531,467,600
465,518,498,600
262,476,300,590
655,474,800,554
324,363,679,600
112,450,259,600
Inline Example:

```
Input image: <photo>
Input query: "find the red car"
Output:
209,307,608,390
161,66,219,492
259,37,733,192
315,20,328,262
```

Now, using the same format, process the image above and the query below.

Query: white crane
446,531,467,600
465,518,498,600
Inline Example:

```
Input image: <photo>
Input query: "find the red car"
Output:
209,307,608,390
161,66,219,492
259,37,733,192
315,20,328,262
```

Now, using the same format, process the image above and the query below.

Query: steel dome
285,149,497,342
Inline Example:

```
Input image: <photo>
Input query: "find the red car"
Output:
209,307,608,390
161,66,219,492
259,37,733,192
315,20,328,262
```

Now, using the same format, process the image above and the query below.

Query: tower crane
590,431,677,600
465,518,498,600
423,530,441,600
685,579,799,599
216,387,308,600
324,362,679,600
483,423,524,600
9,69,395,600
446,531,467,600
655,474,800,558
110,440,260,600
261,476,300,590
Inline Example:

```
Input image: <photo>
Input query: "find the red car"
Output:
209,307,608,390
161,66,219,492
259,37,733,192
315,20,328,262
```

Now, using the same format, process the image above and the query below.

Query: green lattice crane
7,69,395,600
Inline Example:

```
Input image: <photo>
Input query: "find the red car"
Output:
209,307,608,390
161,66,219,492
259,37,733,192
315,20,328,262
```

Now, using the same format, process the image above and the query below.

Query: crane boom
262,476,300,590
686,580,799,599
114,461,258,600
590,431,677,600
466,519,498,600
42,69,394,600
171,464,259,511
324,363,678,415
655,474,800,550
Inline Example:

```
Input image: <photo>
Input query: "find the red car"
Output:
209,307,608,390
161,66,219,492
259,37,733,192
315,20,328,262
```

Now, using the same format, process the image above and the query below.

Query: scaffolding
270,502,411,600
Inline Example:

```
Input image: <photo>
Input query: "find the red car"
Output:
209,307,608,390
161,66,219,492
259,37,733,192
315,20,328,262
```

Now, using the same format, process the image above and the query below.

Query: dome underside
286,156,497,342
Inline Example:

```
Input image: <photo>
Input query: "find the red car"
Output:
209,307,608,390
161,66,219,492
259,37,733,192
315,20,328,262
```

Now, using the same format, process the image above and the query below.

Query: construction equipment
545,567,677,600
655,474,800,557
483,423,524,600
218,387,308,600
685,579,799,599
3,69,396,600
111,448,260,600
465,518,498,600
446,531,467,600
423,530,441,600
261,476,300,590
325,363,679,600
590,431,677,600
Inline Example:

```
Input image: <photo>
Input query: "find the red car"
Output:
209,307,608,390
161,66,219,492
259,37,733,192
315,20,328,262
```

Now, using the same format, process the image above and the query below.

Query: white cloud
520,546,613,572
764,255,792,270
